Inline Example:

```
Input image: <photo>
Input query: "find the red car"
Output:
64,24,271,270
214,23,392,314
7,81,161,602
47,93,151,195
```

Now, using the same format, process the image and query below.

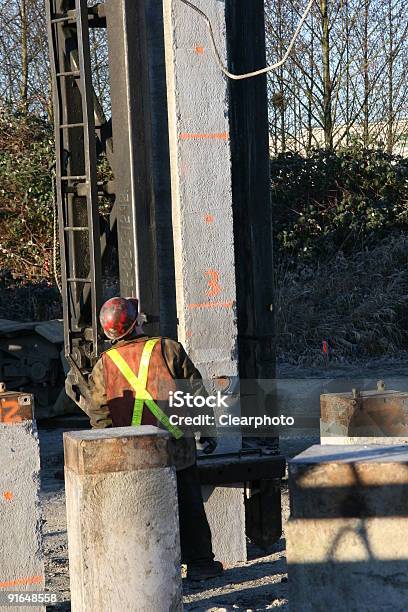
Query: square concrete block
0,416,45,612
287,517,408,612
287,445,408,612
320,389,408,443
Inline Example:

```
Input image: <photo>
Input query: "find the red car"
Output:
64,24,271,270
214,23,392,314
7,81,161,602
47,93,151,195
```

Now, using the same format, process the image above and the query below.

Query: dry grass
275,234,408,366
2,234,408,367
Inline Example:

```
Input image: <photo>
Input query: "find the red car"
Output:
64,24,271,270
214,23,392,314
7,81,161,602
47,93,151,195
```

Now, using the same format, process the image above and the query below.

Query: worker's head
99,297,139,341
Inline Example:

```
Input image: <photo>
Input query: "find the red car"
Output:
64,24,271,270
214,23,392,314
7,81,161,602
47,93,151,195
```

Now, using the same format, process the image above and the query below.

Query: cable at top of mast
178,0,315,81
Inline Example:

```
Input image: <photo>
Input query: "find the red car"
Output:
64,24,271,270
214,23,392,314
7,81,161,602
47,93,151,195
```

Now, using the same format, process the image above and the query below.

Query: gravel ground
38,361,408,610
38,426,291,612
39,428,70,612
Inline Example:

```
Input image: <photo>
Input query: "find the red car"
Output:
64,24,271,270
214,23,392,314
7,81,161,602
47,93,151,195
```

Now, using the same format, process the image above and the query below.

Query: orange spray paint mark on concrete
0,400,21,423
205,214,214,224
0,395,32,423
0,575,43,588
205,269,222,298
179,132,228,141
188,301,234,310
195,46,205,54
185,330,193,338
3,491,13,501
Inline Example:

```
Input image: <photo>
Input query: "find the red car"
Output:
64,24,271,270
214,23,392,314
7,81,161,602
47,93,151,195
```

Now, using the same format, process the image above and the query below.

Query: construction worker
87,296,223,581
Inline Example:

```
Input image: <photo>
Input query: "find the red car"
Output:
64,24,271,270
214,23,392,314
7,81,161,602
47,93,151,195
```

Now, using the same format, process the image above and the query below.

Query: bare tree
264,0,408,155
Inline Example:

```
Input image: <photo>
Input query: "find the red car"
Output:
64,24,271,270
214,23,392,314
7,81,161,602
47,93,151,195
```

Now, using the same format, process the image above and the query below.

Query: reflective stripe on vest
106,339,184,439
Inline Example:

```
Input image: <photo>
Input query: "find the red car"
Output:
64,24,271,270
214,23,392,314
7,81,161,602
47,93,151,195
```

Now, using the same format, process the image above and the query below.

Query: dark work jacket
88,334,212,470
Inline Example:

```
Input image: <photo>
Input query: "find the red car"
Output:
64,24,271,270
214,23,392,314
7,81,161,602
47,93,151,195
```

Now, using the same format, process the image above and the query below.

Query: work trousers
176,462,214,564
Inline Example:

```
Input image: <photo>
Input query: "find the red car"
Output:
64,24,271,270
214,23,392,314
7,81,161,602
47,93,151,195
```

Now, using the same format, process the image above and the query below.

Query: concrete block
202,484,247,566
0,392,45,612
287,517,408,612
287,444,408,612
320,389,408,443
64,426,182,612
163,0,245,560
163,0,238,380
321,435,408,445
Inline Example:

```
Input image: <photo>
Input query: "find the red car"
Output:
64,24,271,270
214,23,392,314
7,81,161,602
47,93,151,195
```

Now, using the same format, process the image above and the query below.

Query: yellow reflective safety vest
101,337,183,439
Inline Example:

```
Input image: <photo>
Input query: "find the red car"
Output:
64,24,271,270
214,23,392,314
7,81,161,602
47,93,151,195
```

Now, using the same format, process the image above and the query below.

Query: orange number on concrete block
205,269,221,298
1,400,20,423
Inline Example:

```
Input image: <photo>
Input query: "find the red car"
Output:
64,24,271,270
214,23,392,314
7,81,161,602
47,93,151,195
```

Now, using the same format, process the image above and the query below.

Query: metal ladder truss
47,0,111,368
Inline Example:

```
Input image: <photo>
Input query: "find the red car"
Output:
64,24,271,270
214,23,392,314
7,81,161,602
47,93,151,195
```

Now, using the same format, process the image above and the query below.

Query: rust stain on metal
321,389,408,437
0,392,33,423
64,432,172,475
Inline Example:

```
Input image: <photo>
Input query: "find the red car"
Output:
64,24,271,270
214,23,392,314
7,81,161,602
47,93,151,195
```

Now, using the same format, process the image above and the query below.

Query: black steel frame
46,1,172,401
47,0,105,370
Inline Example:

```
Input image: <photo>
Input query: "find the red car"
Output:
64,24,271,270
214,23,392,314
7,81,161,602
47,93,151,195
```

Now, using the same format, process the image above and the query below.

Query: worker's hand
199,436,217,454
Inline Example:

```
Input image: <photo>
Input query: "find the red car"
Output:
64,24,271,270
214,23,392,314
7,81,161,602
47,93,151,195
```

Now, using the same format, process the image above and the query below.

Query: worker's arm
162,338,217,451
162,338,208,399
87,358,112,428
